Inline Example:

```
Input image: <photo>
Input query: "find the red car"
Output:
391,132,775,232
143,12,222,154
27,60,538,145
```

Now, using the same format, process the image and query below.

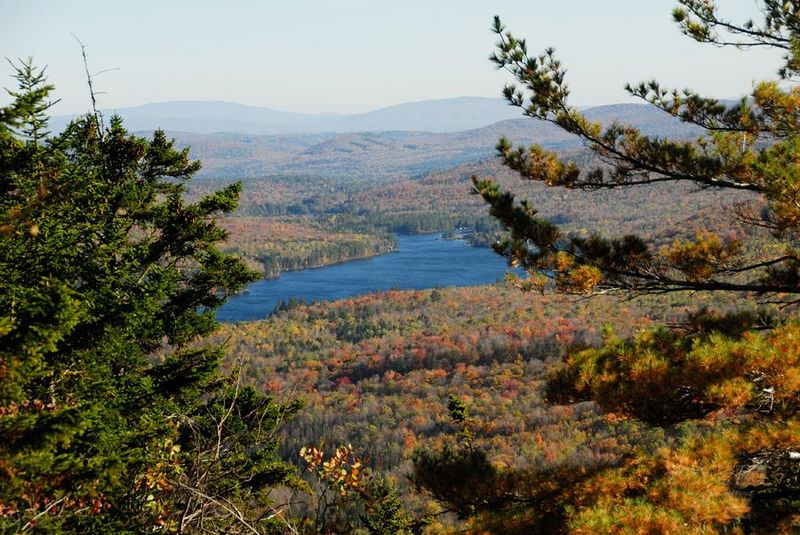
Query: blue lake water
217,233,513,322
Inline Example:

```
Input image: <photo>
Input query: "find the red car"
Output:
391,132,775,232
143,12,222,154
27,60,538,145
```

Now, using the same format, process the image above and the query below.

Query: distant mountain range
164,103,698,179
51,97,700,180
51,97,526,135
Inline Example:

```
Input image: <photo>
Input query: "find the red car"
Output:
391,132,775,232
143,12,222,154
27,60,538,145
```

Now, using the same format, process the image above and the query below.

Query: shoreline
255,230,485,281
217,232,508,322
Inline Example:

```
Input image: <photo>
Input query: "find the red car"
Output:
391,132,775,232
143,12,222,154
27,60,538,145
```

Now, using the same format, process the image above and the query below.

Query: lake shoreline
217,233,509,323
254,230,488,281
256,244,398,280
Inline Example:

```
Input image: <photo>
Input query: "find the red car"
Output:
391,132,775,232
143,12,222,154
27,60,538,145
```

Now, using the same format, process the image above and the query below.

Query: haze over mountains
165,103,699,179
51,96,525,135
52,96,698,136
52,96,699,180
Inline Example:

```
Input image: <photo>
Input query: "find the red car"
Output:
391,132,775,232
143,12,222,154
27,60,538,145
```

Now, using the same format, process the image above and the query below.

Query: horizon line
49,95,653,118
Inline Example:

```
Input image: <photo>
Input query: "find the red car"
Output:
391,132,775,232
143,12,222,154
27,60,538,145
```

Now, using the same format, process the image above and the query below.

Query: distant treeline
256,236,397,278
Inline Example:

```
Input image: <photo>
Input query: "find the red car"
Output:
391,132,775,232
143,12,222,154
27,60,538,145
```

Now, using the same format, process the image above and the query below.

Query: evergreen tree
416,2,800,532
475,3,800,302
0,60,302,532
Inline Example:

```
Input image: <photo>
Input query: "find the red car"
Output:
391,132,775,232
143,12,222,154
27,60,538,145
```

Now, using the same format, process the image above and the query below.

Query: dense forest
205,285,755,520
3,0,800,533
218,216,396,278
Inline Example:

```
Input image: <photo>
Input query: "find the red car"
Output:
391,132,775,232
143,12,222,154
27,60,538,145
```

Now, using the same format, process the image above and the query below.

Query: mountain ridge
166,104,698,179
51,96,544,134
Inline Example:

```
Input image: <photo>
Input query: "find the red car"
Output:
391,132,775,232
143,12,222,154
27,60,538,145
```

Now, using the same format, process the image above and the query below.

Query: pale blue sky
0,0,784,115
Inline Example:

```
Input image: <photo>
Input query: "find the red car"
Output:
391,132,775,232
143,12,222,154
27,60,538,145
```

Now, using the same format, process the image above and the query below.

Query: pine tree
0,60,302,532
416,2,800,532
475,4,800,303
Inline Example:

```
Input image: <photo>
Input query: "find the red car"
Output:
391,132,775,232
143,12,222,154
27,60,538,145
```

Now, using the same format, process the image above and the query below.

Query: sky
0,0,785,116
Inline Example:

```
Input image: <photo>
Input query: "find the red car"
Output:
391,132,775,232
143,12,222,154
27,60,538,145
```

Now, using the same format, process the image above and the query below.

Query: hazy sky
0,0,785,115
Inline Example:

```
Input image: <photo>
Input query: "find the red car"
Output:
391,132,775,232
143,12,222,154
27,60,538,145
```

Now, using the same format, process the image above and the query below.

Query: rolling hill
167,103,699,179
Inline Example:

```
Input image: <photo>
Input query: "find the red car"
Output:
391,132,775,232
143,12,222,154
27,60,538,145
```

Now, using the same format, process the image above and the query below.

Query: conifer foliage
475,2,800,303
0,59,302,532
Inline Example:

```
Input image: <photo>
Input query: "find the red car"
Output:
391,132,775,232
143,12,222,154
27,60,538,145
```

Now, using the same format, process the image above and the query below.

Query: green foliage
412,445,505,519
360,476,427,535
411,400,608,534
545,324,800,531
0,63,301,532
548,320,800,425
160,371,307,532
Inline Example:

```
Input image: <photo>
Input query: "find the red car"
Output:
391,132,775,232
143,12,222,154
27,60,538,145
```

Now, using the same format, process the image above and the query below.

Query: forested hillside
170,95,750,281
205,285,754,523
218,217,396,277
189,155,764,278
171,103,698,180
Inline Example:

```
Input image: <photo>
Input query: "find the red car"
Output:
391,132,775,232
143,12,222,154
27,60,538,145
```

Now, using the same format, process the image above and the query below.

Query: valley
7,2,800,532
163,99,759,283
206,284,751,522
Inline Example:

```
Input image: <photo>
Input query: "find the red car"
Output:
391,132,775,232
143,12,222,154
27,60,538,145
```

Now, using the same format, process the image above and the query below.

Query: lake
217,233,513,322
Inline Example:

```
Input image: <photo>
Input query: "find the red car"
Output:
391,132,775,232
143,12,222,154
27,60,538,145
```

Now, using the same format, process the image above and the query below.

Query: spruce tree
0,60,302,532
